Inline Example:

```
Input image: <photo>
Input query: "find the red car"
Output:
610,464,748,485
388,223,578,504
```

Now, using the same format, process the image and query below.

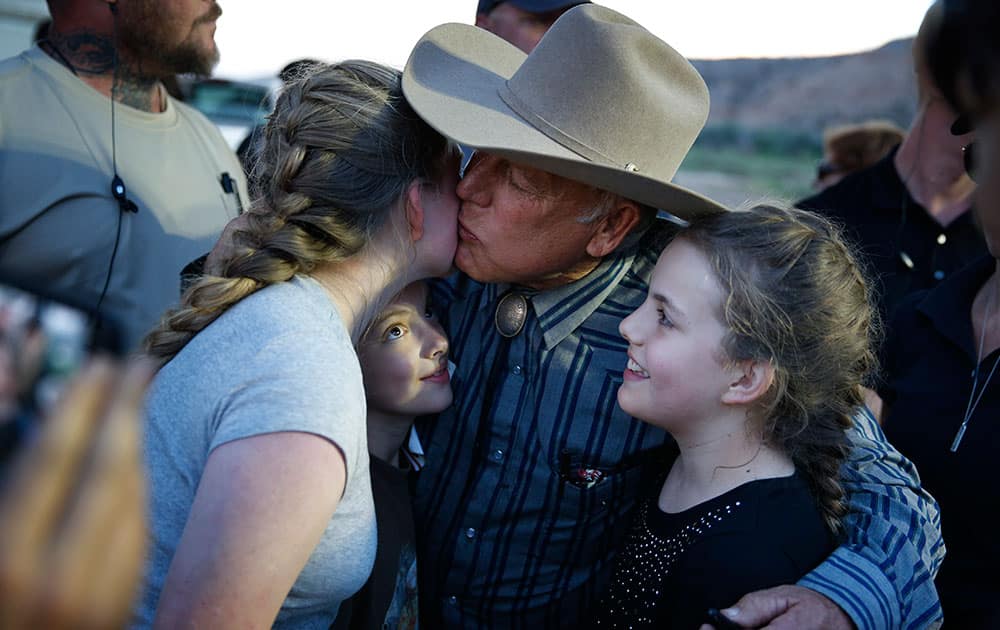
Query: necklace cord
951,282,999,451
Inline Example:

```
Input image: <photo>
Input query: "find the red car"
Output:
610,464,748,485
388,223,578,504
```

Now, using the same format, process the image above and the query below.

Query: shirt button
512,364,522,375
465,527,477,540
448,595,458,606
934,270,945,280
490,449,505,463
937,234,947,245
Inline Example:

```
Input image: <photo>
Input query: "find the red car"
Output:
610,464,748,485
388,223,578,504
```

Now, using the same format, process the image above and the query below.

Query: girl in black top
597,202,878,629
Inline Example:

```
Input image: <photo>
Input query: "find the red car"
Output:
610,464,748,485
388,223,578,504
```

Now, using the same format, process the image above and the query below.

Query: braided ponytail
144,60,449,365
681,202,880,534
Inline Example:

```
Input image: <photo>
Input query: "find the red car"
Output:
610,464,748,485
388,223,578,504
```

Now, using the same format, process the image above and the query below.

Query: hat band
498,81,619,167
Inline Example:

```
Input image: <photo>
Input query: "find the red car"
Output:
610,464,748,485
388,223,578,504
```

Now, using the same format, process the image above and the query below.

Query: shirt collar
529,252,635,350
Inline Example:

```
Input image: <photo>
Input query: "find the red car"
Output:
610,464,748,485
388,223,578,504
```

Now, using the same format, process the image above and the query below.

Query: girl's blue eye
385,325,406,341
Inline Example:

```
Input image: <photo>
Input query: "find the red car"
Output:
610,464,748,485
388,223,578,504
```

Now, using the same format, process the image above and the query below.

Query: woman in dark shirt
879,2,1000,626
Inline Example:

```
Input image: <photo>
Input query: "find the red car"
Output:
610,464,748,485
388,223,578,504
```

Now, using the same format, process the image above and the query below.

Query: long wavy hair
680,202,880,534
144,60,449,365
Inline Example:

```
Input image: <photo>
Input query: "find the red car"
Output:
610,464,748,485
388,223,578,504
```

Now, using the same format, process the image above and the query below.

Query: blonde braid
144,60,449,366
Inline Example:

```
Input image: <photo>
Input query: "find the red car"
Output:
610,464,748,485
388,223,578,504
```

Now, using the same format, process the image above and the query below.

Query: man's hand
0,358,153,630
698,585,856,630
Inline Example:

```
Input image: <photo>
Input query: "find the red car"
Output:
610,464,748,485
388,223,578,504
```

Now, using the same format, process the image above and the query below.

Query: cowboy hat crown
403,3,727,217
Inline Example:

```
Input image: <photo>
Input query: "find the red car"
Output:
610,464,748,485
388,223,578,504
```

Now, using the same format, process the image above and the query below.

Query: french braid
144,60,448,365
681,203,880,534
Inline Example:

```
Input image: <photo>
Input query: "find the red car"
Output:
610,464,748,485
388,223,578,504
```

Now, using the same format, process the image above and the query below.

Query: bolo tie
450,290,532,542
478,290,530,434
494,291,529,338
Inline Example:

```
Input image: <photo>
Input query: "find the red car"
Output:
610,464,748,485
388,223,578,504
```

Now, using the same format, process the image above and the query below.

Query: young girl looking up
135,61,460,628
596,202,878,629
333,280,452,630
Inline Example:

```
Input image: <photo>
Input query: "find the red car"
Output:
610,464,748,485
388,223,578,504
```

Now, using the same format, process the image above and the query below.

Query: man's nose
456,152,493,205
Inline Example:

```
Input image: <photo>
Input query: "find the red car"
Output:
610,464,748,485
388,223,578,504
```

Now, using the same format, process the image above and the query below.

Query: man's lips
458,221,478,242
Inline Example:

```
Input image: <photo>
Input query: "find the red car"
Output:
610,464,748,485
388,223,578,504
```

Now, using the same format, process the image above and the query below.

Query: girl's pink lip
422,368,451,384
622,368,646,382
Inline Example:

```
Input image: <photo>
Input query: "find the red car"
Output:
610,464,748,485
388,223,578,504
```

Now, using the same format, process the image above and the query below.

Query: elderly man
403,5,943,629
476,0,589,52
0,0,247,350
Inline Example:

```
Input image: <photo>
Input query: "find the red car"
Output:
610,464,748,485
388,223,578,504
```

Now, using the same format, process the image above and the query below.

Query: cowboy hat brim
402,22,728,218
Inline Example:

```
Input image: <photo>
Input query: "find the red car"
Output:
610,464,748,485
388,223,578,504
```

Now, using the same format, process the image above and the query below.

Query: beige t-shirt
0,46,249,349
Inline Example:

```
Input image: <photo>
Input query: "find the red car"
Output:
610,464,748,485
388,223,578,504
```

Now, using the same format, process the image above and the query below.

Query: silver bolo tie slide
495,292,529,338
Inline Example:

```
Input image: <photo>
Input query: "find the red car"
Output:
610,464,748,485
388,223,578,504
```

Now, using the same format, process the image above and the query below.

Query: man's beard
116,1,222,78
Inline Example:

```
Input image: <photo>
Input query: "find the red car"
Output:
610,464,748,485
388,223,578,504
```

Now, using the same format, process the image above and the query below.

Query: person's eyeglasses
963,142,976,180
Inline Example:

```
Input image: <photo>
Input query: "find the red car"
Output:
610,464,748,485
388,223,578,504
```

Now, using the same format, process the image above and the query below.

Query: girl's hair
679,202,880,534
144,60,449,365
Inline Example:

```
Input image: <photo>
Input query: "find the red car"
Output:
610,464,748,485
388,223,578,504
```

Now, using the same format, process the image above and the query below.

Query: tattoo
113,66,159,112
46,29,160,113
46,30,115,75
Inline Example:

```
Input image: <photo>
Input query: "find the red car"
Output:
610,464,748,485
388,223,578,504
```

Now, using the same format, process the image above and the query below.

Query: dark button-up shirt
881,255,1000,628
415,222,944,629
798,146,986,326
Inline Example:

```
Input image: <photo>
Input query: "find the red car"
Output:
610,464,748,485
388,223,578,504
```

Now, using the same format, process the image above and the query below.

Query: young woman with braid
595,202,879,629
131,60,460,628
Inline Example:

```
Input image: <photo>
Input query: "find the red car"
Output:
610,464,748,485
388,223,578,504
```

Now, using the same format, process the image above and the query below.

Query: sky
214,0,935,81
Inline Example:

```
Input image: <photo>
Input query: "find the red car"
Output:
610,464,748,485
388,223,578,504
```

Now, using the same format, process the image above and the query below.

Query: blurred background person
0,0,248,351
0,358,150,630
875,1,1000,627
813,120,905,190
475,0,589,52
798,5,986,334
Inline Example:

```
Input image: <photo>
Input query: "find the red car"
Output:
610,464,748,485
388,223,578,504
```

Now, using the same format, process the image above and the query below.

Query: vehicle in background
181,77,278,150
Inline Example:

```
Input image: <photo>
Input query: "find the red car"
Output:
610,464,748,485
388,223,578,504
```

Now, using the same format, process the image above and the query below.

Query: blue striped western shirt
414,223,944,629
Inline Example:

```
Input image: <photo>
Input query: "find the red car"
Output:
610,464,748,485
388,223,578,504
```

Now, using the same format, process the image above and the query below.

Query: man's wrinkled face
117,0,222,76
453,152,607,290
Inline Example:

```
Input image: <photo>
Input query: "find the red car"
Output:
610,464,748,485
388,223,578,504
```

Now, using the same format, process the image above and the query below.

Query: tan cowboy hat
403,3,728,218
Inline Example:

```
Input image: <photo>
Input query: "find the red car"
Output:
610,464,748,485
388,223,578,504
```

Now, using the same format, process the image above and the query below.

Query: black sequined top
594,471,836,629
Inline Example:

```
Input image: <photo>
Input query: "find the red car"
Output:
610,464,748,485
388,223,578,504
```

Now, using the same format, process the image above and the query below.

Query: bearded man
0,0,248,350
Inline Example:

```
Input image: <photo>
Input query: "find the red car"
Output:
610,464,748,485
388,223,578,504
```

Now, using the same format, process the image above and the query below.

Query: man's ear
585,198,641,258
404,180,425,243
721,359,775,406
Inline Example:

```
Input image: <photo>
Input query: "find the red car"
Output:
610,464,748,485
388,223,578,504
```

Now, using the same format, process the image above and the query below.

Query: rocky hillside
691,38,917,137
